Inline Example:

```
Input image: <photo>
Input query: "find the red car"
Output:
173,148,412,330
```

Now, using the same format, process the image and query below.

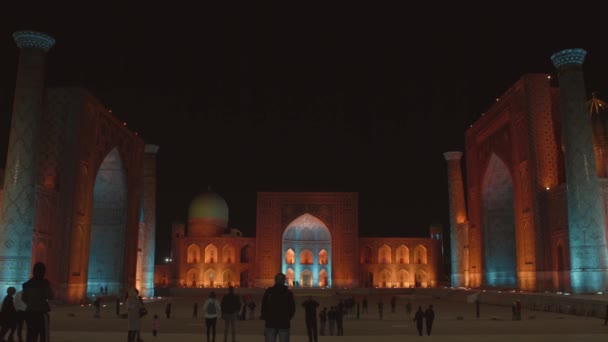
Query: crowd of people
0,267,453,342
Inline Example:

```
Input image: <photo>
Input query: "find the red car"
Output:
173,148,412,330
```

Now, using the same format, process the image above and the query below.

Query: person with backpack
203,292,221,342
220,286,241,342
261,273,295,342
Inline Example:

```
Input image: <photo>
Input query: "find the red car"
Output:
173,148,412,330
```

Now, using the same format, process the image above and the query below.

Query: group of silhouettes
0,262,53,342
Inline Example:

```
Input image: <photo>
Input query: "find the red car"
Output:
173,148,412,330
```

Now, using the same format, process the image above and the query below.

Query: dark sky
2,5,608,262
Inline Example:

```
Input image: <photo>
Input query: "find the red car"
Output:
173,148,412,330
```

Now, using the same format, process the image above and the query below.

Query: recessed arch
286,268,295,287
414,245,427,265
205,244,218,263
482,153,516,287
187,268,198,287
222,269,234,287
380,269,392,288
282,213,332,288
187,244,200,263
204,268,216,287
363,245,372,263
223,244,235,264
379,244,392,264
398,269,410,288
396,245,409,264
240,244,250,263
319,269,328,287
87,148,127,296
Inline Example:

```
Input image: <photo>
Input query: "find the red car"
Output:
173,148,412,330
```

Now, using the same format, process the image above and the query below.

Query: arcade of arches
162,192,443,289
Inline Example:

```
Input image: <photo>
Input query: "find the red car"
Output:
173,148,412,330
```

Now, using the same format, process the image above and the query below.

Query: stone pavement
45,291,607,341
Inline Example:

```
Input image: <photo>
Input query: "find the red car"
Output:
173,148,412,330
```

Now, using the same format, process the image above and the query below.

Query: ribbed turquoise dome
188,192,229,221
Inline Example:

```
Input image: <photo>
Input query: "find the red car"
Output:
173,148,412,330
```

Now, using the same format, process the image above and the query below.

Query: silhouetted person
204,291,221,342
327,307,336,336
165,301,172,319
424,304,435,336
23,262,53,342
413,306,424,336
261,273,295,342
302,296,319,342
221,286,241,342
391,296,397,313
362,297,368,314
247,300,256,320
406,301,412,320
319,307,327,336
93,297,101,318
0,287,17,341
14,289,26,342
377,300,384,320
336,303,344,336
356,301,360,320
193,302,198,319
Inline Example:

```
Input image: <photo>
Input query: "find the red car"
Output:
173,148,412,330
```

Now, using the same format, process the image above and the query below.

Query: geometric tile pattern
0,36,53,292
552,50,608,293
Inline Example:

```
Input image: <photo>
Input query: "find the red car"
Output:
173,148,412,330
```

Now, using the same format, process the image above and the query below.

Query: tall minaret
551,49,608,293
0,31,55,293
444,151,469,287
141,144,159,297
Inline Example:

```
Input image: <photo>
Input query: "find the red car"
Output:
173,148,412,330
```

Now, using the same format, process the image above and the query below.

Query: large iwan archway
282,213,331,287
482,154,516,287
87,148,127,296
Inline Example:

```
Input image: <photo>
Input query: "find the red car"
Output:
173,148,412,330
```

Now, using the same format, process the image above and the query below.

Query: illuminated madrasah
445,48,608,294
0,31,157,303
158,191,444,289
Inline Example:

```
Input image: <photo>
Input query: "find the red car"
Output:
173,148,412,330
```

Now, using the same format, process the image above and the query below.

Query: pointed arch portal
482,154,516,287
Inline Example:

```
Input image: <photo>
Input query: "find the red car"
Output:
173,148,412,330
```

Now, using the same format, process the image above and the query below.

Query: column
140,144,158,297
551,49,608,293
0,31,55,293
443,151,468,287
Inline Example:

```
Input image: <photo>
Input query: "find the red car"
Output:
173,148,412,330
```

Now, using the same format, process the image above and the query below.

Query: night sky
2,5,608,263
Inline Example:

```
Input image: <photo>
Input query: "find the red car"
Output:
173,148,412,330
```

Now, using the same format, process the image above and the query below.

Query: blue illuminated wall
86,148,127,296
482,155,517,287
281,213,331,287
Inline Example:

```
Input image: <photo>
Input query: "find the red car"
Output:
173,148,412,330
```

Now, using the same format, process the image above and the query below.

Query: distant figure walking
413,306,424,336
261,273,296,342
221,286,241,342
248,300,256,320
126,288,143,342
165,301,172,319
327,307,336,336
22,262,54,342
377,300,384,320
93,297,101,318
152,314,160,337
391,296,397,313
362,297,368,314
204,292,221,342
319,307,327,336
302,296,319,342
193,302,199,319
424,305,435,336
336,304,344,336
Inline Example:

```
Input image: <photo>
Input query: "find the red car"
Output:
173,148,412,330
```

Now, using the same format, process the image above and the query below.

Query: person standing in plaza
0,287,17,341
93,297,101,318
604,304,608,325
302,296,319,342
220,286,241,342
336,303,344,336
126,288,143,342
116,297,121,316
424,304,435,336
377,299,384,320
327,307,336,335
261,273,296,342
193,302,199,319
203,291,221,342
247,300,256,320
165,301,172,319
362,297,368,314
413,306,424,336
22,262,53,342
390,296,397,313
318,307,327,336
13,289,26,342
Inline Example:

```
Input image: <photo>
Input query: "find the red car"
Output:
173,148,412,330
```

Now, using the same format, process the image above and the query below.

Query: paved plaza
45,290,607,342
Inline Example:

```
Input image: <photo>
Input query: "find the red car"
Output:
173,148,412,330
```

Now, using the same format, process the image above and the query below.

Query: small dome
188,192,229,221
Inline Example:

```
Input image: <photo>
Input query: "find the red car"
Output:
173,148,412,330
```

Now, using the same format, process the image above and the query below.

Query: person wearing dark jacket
0,287,17,341
22,262,54,342
424,304,435,336
220,286,241,342
413,306,424,336
302,296,319,342
261,273,295,342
